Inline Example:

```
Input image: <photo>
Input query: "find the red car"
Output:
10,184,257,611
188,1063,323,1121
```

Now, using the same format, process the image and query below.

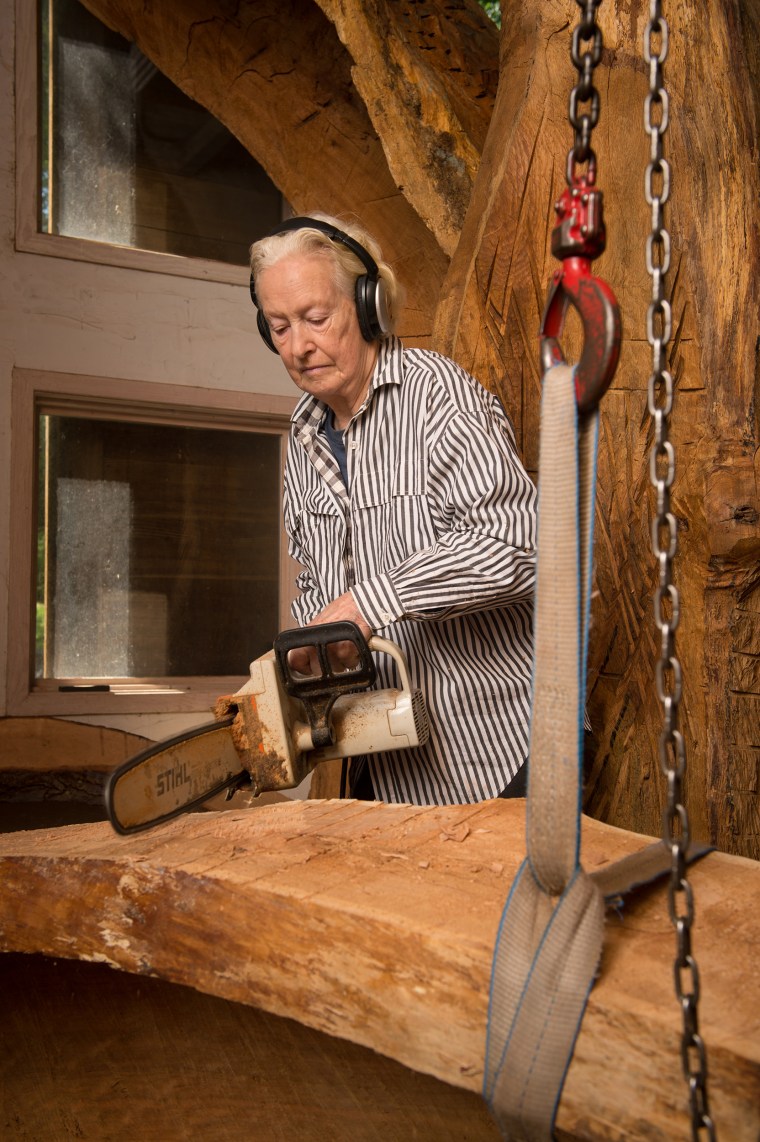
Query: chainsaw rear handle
367,635,413,692
274,621,377,748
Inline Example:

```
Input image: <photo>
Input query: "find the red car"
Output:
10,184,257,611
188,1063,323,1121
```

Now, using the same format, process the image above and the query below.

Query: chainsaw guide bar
105,716,247,835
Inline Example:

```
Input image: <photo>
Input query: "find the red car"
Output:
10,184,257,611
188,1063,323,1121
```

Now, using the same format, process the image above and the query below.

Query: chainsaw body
231,635,429,795
106,623,428,834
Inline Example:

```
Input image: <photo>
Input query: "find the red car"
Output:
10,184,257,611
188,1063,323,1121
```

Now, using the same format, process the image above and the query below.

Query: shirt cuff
351,574,405,631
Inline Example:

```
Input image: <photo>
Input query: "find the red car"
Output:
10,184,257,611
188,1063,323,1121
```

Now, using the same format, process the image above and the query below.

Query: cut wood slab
0,798,758,1141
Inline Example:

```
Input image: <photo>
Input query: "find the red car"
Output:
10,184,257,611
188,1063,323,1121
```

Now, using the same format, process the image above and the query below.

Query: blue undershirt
320,410,349,488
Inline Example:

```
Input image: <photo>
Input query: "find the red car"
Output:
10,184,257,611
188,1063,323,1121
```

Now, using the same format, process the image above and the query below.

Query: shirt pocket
352,449,426,509
291,487,343,553
353,489,439,575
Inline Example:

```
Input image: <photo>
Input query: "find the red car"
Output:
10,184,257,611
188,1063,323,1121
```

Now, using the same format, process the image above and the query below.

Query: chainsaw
105,621,429,835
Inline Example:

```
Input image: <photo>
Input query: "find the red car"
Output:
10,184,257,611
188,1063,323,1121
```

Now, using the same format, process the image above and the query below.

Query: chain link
644,4,715,1137
566,0,604,182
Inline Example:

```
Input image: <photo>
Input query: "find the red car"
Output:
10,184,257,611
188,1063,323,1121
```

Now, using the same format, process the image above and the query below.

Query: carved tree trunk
435,0,760,859
80,0,760,859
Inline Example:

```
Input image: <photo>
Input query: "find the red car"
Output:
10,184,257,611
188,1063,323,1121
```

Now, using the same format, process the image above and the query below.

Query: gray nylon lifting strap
484,364,604,1140
484,366,713,1140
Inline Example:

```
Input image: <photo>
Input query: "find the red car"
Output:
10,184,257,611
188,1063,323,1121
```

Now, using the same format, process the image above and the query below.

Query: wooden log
0,716,150,803
0,799,758,1140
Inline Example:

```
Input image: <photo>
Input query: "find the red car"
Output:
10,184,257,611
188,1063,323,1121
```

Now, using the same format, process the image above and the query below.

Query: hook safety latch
539,174,622,412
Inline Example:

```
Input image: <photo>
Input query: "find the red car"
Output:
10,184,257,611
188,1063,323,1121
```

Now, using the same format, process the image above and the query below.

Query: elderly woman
249,214,536,805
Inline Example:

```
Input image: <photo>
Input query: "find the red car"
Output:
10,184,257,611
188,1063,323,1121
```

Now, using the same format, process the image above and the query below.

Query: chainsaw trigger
225,771,252,800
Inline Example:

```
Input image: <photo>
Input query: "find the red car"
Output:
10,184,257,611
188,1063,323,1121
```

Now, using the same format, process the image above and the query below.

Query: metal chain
644,4,716,1138
566,0,604,183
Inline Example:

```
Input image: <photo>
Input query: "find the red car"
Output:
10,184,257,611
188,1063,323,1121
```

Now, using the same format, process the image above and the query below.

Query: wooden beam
79,0,451,343
0,799,758,1139
313,0,498,255
0,717,150,771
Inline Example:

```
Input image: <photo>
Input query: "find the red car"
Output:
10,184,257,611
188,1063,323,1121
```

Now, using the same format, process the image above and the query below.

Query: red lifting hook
539,168,622,412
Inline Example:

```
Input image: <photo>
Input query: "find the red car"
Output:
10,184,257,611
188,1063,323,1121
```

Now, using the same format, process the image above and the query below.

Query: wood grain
0,799,758,1140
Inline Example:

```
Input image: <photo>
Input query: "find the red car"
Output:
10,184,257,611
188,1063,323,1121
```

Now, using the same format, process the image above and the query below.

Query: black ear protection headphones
249,216,391,353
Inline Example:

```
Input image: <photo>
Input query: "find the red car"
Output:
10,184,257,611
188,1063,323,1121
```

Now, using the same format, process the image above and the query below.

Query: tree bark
312,0,498,255
1,800,759,1140
78,0,760,858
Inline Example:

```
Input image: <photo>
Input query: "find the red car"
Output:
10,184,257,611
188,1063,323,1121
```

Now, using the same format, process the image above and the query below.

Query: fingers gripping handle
273,621,376,747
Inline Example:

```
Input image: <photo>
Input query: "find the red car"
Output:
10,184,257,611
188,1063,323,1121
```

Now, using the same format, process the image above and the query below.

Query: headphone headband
266,216,380,279
250,216,390,351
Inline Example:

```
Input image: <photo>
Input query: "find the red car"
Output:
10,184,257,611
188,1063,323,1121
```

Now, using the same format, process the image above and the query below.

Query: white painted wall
0,3,297,743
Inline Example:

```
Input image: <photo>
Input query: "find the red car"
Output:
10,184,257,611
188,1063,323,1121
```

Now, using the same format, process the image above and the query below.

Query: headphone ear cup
354,275,391,342
251,271,278,353
373,278,391,337
257,307,278,354
354,275,376,342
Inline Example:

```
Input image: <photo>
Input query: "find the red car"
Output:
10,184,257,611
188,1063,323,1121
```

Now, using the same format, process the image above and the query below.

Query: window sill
16,229,249,288
8,678,247,718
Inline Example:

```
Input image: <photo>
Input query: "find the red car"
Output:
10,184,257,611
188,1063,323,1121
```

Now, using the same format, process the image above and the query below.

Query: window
9,369,297,715
17,0,284,280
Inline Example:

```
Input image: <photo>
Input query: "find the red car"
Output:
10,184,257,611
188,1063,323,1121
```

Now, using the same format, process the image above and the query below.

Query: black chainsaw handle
274,621,376,694
273,622,377,748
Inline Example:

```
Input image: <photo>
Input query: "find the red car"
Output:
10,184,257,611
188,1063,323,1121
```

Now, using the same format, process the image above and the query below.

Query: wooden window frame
8,367,298,716
15,0,262,286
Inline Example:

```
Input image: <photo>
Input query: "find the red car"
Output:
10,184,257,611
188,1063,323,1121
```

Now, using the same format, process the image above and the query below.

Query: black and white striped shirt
283,336,537,805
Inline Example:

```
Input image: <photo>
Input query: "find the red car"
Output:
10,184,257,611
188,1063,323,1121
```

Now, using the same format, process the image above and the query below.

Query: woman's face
255,252,378,425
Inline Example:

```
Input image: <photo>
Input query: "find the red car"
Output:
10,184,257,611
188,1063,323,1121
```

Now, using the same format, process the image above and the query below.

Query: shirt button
379,610,392,624
350,441,359,450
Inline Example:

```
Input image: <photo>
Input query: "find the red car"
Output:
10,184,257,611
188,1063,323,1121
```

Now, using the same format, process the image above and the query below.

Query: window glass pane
40,0,283,264
37,415,282,679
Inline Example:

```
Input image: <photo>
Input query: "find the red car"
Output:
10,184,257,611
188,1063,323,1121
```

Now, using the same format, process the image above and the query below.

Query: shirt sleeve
351,398,537,630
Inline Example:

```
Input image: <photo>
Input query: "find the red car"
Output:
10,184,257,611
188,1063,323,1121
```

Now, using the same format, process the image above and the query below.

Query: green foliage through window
479,0,501,28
